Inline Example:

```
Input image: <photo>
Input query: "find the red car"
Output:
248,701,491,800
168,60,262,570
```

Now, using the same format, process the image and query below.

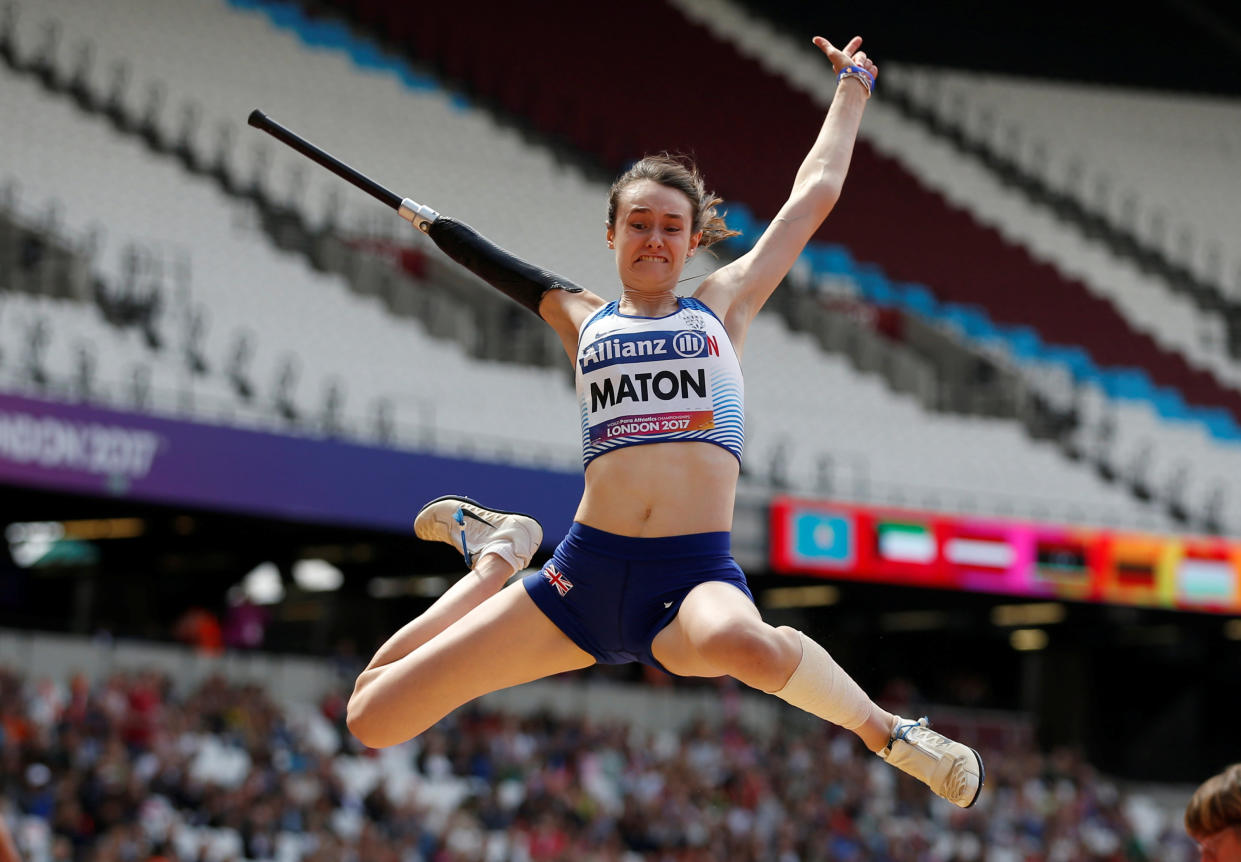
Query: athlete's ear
606,225,615,249
688,231,703,256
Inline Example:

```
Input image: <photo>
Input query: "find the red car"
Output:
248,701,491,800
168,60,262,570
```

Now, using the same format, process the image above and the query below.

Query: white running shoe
413,495,543,571
879,716,985,808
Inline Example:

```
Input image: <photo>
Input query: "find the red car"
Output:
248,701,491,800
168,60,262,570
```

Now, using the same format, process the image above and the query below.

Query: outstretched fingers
812,35,872,76
811,35,839,65
812,34,879,88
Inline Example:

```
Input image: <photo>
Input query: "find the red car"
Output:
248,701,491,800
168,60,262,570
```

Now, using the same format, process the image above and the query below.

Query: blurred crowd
0,665,1202,862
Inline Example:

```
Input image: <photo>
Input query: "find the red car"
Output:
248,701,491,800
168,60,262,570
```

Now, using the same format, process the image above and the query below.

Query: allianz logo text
579,330,718,372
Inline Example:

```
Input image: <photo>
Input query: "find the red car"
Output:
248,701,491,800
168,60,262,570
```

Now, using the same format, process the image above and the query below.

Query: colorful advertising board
770,496,1241,614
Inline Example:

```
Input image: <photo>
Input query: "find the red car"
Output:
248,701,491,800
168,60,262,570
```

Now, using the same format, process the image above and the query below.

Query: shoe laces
454,506,473,568
893,716,929,744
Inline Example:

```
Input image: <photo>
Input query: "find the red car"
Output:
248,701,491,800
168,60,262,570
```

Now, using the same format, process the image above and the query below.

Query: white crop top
575,297,744,468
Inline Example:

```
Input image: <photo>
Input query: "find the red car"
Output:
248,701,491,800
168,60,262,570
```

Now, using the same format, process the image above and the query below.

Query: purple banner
0,393,583,543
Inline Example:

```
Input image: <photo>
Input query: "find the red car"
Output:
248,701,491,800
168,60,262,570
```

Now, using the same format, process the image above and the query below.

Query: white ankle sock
476,541,521,573
770,631,876,731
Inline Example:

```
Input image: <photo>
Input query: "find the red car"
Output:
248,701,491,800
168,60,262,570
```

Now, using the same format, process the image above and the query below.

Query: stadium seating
885,63,1241,303
744,314,1179,528
857,102,1241,392
665,0,1241,528
317,0,1241,435
3,0,623,288
686,0,1241,358
0,66,581,463
0,80,1183,529
0,0,1203,530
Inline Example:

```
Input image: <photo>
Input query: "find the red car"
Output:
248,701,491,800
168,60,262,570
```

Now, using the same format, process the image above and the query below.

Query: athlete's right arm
425,217,604,359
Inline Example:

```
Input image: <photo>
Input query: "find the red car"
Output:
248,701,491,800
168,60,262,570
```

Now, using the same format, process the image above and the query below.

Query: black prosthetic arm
246,111,581,315
427,217,584,316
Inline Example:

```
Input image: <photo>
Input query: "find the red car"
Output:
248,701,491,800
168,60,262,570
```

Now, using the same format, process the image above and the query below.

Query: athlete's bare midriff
574,441,740,537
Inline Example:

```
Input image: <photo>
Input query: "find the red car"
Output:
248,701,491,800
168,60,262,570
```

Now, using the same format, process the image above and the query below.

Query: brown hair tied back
607,153,741,249
1185,763,1241,838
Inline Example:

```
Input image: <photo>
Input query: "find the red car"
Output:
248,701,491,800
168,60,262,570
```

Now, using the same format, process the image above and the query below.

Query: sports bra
575,297,744,468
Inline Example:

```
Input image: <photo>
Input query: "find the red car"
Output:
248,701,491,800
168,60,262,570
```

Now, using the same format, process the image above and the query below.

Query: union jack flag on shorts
542,563,573,597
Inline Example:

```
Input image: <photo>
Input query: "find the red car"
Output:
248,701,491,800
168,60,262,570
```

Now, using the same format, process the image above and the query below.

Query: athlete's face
607,179,702,290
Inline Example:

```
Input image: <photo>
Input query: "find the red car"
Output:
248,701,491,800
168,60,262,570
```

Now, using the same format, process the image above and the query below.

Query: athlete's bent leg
361,552,515,673
363,496,542,669
347,581,594,749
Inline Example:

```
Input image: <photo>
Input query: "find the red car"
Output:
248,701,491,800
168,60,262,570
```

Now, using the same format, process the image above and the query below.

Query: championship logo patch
542,563,573,597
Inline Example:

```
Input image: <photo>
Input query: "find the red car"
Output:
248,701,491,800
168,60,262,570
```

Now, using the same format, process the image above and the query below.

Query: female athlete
346,34,984,809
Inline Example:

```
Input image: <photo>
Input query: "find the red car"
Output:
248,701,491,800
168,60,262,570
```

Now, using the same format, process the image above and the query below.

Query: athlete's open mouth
637,255,668,263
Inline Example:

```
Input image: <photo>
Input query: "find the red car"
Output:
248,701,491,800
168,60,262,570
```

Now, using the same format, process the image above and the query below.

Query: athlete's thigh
415,580,596,695
359,581,595,740
650,580,762,677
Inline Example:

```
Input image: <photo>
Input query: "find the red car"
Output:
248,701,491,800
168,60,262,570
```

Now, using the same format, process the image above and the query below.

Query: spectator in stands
346,35,981,809
222,587,270,650
172,606,223,655
1186,763,1241,861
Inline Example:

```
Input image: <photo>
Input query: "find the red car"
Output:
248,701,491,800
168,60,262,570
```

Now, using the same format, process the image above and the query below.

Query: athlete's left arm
695,36,876,353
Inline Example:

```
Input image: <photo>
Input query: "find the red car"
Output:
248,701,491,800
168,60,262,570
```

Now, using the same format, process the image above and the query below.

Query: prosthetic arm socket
427,217,584,316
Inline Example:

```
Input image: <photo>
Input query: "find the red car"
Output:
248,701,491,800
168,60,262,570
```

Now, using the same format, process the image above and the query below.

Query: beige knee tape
771,631,875,731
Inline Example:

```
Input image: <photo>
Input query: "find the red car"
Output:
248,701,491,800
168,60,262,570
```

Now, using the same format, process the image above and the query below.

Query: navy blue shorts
522,522,754,673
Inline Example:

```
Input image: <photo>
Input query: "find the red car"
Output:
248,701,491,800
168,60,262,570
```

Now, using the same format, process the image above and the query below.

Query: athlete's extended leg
652,581,983,808
650,582,890,744
348,580,594,748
